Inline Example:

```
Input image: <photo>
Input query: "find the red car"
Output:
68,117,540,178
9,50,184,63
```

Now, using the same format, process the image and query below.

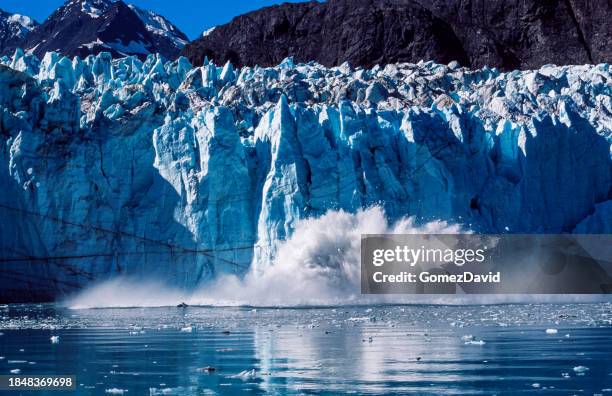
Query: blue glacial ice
0,50,610,300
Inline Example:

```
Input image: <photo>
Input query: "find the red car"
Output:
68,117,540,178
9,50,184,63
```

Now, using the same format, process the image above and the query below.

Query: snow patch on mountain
0,9,39,54
7,14,36,34
80,38,106,50
108,39,150,55
128,4,188,48
13,0,187,60
80,0,113,18
202,27,215,37
0,51,610,301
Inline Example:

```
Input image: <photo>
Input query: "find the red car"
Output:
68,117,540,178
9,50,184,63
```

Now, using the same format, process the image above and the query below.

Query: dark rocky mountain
0,9,38,55
182,0,611,70
411,0,610,70
15,0,188,59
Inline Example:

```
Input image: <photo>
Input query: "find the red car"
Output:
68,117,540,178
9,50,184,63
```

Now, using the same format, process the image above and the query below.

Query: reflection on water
1,303,612,395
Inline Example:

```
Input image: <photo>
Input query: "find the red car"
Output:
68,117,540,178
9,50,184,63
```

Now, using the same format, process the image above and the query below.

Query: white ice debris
50,335,60,343
10,369,21,374
180,326,193,333
545,328,558,334
464,340,486,345
231,369,257,380
105,389,128,395
573,366,590,373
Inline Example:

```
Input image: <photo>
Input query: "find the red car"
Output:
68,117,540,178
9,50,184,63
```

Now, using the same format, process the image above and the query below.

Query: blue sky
0,0,311,39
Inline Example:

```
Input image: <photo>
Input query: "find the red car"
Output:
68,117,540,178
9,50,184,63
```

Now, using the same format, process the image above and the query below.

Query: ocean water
0,303,611,395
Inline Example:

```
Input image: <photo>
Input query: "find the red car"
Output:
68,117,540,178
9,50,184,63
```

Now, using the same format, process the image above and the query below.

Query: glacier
0,49,610,301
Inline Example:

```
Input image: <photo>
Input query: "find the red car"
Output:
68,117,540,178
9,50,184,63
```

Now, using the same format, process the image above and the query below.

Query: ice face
0,52,610,300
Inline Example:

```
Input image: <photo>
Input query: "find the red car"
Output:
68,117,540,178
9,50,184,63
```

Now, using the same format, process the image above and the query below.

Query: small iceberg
50,336,60,344
464,340,486,346
231,369,257,380
573,366,589,373
461,335,474,342
180,326,193,333
150,387,185,395
545,329,558,334
105,389,128,394
10,369,21,374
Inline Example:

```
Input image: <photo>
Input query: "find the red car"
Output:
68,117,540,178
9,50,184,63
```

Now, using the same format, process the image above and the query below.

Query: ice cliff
0,50,610,301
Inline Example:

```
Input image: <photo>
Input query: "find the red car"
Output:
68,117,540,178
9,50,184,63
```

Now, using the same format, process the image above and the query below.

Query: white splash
66,207,608,309
190,207,462,306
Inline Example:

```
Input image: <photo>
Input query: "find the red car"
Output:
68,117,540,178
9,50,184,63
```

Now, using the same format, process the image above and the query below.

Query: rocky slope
0,8,38,55
0,51,610,301
14,0,188,59
182,0,610,70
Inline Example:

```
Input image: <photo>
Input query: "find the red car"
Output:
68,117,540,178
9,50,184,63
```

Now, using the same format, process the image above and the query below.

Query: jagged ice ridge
0,49,611,300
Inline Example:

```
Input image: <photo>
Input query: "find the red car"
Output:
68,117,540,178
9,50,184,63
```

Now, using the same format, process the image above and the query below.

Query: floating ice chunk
532,383,541,388
180,326,193,333
561,372,570,378
10,369,21,374
573,366,589,373
50,336,60,344
231,369,256,380
461,334,474,342
464,340,486,345
105,389,128,394
149,388,176,395
545,328,558,334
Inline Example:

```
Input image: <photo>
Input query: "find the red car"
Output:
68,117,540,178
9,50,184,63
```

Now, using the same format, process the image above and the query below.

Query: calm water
1,303,612,395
